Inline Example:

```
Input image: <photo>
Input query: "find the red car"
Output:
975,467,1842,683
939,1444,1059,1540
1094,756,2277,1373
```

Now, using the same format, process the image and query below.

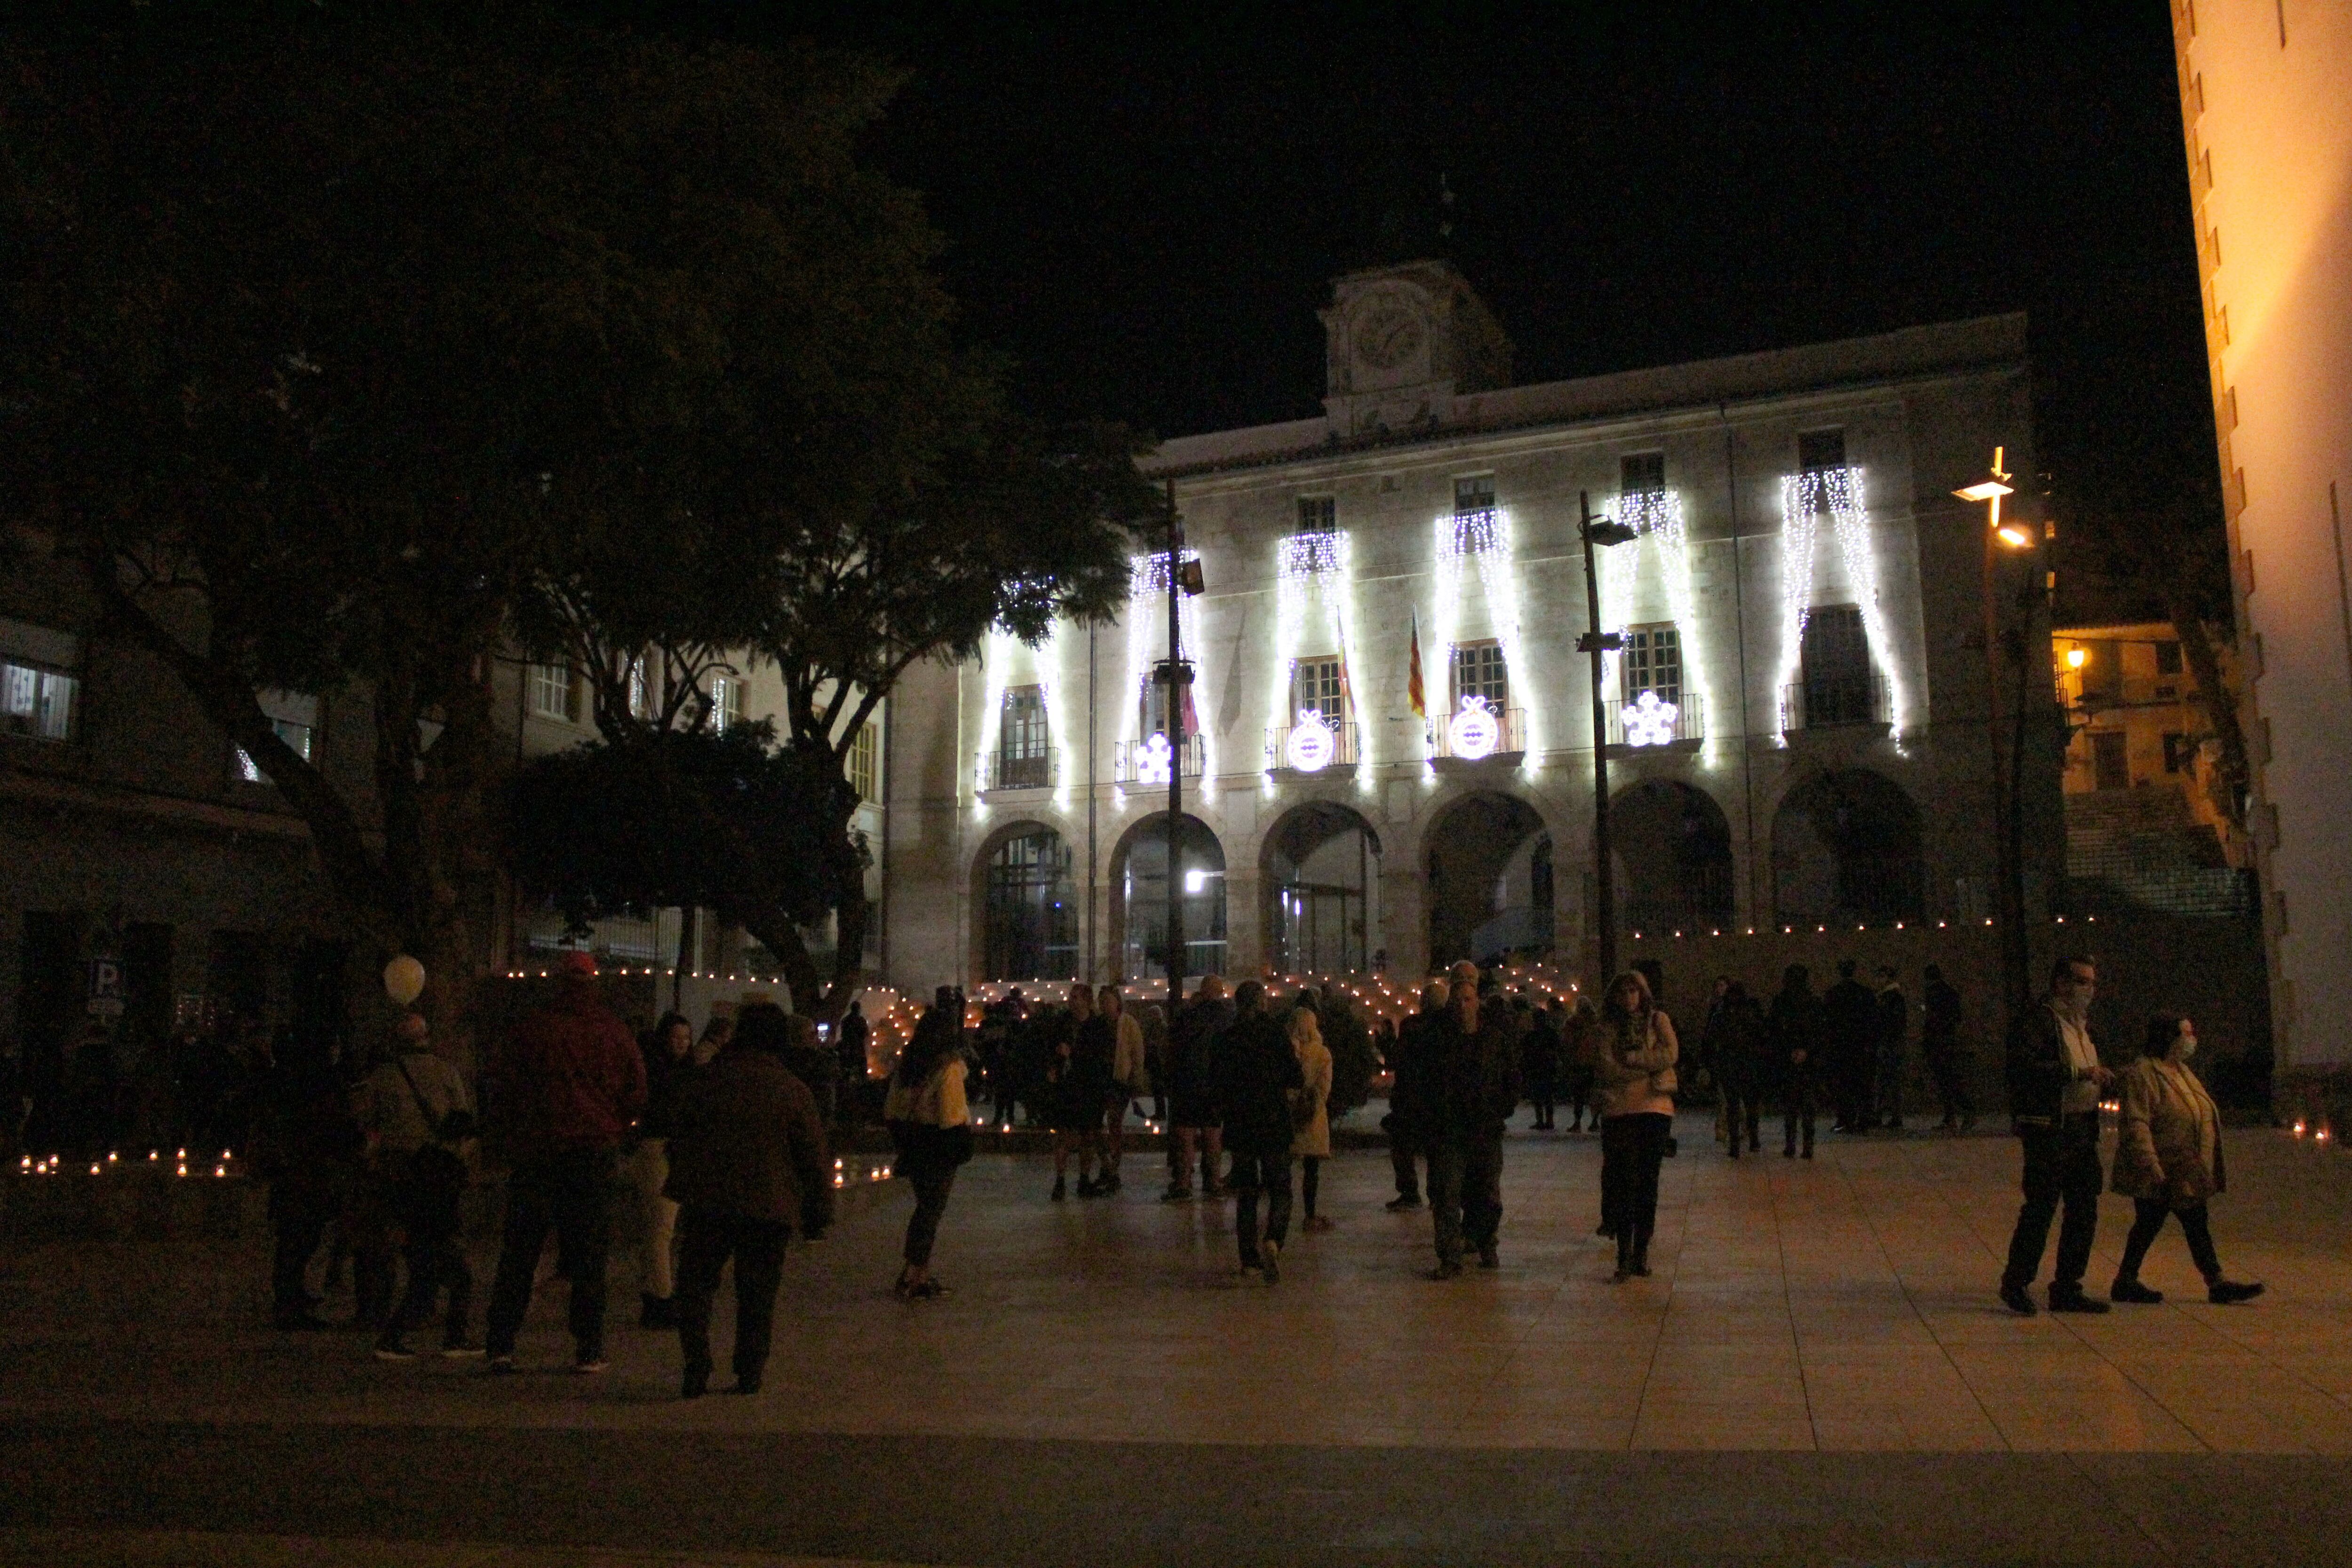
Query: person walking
1562,994,1601,1132
1521,1001,1563,1131
1704,979,1766,1158
1043,984,1098,1201
482,951,646,1375
1821,960,1877,1135
885,996,974,1299
253,1049,362,1332
1874,966,1910,1130
1425,975,1520,1278
1999,956,2115,1315
835,1001,872,1126
663,1003,833,1397
1102,984,1146,1192
1769,965,1822,1159
1383,980,1446,1211
1213,981,1305,1282
1291,1004,1335,1233
625,1011,696,1329
1163,975,1233,1202
355,1012,478,1360
2109,1014,2264,1307
1921,964,1976,1132
1595,971,1680,1281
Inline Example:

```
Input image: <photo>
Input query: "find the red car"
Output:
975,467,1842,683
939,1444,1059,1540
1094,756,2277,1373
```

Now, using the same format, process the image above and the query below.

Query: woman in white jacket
1594,971,1679,1282
1099,984,1147,1193
1290,1007,1335,1233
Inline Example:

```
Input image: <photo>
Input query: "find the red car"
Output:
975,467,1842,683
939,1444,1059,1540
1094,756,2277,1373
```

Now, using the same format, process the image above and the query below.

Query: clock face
1352,298,1425,372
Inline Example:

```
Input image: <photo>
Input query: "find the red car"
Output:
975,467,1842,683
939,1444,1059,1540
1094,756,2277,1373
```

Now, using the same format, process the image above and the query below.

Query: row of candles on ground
18,1149,233,1179
833,1156,894,1188
2291,1120,2335,1144
1629,915,2102,940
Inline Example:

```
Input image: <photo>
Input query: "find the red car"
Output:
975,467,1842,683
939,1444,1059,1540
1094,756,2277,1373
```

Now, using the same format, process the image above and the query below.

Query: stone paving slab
6,1114,2349,1454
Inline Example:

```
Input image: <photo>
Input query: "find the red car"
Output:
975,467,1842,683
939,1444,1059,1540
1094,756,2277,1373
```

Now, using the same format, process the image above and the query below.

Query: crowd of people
245,945,2263,1401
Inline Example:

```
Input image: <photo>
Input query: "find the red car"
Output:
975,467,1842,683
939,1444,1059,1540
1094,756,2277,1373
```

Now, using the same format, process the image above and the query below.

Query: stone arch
1771,768,1925,927
1612,779,1736,935
971,820,1079,982
1109,812,1229,982
1260,800,1383,975
1424,790,1552,967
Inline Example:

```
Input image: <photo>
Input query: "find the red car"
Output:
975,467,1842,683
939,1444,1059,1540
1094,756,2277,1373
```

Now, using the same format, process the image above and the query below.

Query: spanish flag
1406,607,1426,721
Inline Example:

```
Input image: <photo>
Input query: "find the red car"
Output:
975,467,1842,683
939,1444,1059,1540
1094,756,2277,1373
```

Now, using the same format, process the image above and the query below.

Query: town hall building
877,261,2066,992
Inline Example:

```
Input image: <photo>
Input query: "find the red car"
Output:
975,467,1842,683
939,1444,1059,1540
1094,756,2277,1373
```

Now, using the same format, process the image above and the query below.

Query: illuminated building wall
878,263,2054,991
2170,0,2352,1074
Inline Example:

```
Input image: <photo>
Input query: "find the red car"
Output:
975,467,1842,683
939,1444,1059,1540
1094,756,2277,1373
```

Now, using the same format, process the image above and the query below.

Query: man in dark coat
1162,976,1234,1201
1820,960,1879,1134
1211,981,1305,1282
2000,956,2114,1316
1920,964,1974,1131
665,1002,833,1397
482,951,647,1374
1384,981,1448,1210
1426,976,1521,1278
1873,966,1911,1130
1769,964,1822,1159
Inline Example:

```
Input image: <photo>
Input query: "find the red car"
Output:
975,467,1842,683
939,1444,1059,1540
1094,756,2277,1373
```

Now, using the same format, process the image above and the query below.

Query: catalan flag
1406,608,1426,721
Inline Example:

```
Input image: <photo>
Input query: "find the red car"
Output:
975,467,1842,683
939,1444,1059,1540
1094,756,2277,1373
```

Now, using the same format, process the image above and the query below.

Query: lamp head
1587,520,1639,548
1955,479,2015,504
1996,523,2034,549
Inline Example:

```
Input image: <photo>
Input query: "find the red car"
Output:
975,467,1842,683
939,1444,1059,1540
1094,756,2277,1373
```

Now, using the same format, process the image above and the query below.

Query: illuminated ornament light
1136,732,1175,786
1448,696,1500,761
1622,690,1679,747
1285,710,1335,773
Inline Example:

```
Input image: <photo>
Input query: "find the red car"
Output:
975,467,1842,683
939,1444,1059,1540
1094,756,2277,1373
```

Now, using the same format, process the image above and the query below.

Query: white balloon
383,955,426,1006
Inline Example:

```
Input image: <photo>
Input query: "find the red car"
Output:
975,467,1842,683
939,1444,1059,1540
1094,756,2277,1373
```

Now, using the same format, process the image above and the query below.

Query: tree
2,9,1150,1047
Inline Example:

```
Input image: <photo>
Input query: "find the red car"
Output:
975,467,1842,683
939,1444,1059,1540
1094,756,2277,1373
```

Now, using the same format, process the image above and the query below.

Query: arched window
983,827,1078,980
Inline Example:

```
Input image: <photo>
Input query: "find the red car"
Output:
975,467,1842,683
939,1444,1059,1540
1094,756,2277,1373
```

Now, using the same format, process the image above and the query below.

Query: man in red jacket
484,952,647,1373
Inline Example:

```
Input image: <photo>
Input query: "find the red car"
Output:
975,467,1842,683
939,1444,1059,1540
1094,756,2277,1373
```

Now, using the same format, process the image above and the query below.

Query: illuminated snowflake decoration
1136,732,1175,786
1284,711,1335,772
1622,690,1680,747
1448,696,1500,761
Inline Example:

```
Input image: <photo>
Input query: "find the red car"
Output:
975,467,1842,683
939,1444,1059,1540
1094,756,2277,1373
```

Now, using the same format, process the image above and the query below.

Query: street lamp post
1576,490,1640,984
1158,480,1202,1007
1955,448,2037,1014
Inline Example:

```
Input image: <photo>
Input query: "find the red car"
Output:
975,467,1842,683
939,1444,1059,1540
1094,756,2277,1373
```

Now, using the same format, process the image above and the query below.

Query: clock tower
1320,260,1513,438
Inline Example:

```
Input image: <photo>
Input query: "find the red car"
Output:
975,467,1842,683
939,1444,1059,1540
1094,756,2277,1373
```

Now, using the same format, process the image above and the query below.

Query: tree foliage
1,6,1153,1040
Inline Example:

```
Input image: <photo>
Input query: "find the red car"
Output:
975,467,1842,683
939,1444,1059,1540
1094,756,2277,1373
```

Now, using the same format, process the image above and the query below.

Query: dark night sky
660,2,2219,597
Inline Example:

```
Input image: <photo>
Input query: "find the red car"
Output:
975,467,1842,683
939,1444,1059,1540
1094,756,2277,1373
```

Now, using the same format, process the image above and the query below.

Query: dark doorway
1116,813,1227,981
1263,802,1381,975
1772,769,1926,927
1612,780,1736,934
2091,731,2130,791
1426,793,1551,965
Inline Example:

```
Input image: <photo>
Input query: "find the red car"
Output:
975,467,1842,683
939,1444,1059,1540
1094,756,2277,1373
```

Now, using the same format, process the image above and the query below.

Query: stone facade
2169,0,2352,1074
881,264,2065,993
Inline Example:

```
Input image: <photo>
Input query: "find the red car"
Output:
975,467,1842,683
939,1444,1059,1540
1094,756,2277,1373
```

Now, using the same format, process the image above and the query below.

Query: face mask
2174,1035,2199,1061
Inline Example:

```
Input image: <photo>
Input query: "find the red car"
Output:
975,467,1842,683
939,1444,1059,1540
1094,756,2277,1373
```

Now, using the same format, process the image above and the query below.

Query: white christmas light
1448,696,1500,761
1285,710,1336,772
1136,732,1174,786
1774,465,1908,737
1622,690,1679,747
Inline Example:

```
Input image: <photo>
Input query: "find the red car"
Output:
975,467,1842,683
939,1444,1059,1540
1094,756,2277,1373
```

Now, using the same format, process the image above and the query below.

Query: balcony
977,747,1057,794
1431,702,1526,763
1605,691,1705,751
2057,672,2197,716
1113,731,1205,786
1780,671,1890,734
1263,716,1359,775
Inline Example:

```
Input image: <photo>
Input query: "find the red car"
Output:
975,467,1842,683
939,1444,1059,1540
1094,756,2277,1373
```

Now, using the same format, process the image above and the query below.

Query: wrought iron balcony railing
1605,690,1705,748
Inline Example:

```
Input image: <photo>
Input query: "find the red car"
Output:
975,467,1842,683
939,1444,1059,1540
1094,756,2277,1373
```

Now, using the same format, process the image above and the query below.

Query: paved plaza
6,1114,2352,1564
